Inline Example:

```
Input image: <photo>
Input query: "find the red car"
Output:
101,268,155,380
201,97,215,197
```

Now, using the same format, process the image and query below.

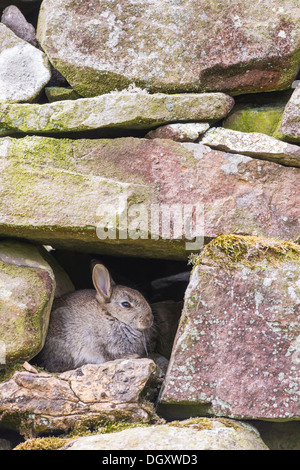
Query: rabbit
35,263,154,373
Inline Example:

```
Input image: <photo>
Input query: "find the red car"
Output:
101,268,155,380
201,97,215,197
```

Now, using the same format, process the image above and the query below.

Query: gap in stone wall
51,247,191,305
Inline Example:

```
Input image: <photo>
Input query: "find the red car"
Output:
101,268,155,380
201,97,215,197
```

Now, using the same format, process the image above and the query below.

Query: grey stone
1,5,38,47
37,0,300,97
0,359,161,437
146,123,210,142
0,136,299,259
274,83,300,143
0,90,234,134
0,23,50,103
62,418,269,450
202,127,300,167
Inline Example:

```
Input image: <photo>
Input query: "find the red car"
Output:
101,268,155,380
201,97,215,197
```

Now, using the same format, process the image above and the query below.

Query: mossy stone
0,240,55,366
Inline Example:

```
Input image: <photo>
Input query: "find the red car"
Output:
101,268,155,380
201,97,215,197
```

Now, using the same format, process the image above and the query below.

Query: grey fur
36,264,154,372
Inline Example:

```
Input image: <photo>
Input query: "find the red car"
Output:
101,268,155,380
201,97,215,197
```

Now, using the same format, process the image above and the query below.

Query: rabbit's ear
92,264,113,302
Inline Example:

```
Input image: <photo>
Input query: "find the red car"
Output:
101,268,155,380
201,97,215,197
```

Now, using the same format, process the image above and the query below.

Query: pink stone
160,235,300,420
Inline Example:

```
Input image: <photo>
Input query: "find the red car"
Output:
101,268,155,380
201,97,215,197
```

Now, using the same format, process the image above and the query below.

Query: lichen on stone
190,234,300,270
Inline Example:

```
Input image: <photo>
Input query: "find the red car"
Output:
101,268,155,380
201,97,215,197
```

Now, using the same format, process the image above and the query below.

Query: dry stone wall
0,0,299,450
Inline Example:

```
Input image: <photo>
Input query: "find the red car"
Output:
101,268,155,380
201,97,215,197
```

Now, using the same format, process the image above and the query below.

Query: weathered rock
146,123,210,142
37,0,300,97
38,247,75,299
0,91,234,134
0,23,50,103
151,301,183,358
0,359,161,437
159,235,300,421
1,5,38,47
222,92,291,136
62,418,268,450
45,87,81,103
0,240,55,366
274,83,300,142
150,271,190,302
202,127,300,167
0,136,299,259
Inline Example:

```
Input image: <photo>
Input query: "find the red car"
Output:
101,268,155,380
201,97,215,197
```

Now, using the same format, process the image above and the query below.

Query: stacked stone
0,0,299,450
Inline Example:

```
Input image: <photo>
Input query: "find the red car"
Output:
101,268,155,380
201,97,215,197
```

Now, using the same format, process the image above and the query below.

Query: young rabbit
35,263,154,373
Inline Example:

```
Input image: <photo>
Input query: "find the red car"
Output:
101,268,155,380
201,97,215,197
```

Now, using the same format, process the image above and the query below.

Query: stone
150,271,190,302
38,247,75,299
0,239,55,366
0,23,50,103
62,418,268,450
0,91,234,135
202,127,300,167
37,0,300,97
151,301,183,358
159,234,300,421
0,359,161,437
0,136,299,259
1,5,38,47
274,83,300,142
146,123,210,142
222,91,292,136
45,87,81,103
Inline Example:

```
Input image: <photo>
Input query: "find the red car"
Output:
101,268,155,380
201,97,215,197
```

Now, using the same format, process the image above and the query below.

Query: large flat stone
159,235,300,420
62,418,269,450
0,136,299,259
0,91,234,134
37,0,300,96
0,359,160,437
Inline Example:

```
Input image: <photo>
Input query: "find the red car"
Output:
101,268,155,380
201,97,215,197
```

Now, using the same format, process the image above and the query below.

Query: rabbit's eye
121,301,131,308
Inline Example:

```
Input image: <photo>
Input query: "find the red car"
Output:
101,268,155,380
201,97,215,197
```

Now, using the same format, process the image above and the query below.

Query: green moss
0,362,25,382
13,436,71,451
168,417,214,431
223,107,284,136
190,234,300,271
0,360,48,383
13,418,154,450
0,247,54,364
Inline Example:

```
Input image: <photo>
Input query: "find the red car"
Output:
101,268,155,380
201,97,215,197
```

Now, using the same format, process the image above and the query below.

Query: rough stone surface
222,92,291,136
146,123,210,142
0,359,160,437
62,418,269,450
38,248,75,299
45,86,81,103
37,0,300,97
1,5,38,47
0,136,299,259
0,239,55,366
151,301,183,359
160,235,300,420
202,127,300,167
0,91,234,134
274,83,300,142
0,23,50,103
